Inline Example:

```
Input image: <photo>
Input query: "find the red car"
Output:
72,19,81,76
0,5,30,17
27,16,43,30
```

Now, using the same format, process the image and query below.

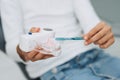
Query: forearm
73,0,101,33
1,0,24,62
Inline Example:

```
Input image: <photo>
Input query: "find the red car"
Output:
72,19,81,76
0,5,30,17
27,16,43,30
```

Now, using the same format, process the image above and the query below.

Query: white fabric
1,0,100,78
0,50,27,80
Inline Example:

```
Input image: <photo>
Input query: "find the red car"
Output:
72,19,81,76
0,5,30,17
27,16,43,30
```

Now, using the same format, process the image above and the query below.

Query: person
1,0,120,80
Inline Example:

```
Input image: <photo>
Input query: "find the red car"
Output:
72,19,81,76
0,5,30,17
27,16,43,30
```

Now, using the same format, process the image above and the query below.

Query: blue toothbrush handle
55,37,84,41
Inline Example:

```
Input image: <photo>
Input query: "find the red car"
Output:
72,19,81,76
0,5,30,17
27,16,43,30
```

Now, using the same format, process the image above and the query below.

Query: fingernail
84,36,88,40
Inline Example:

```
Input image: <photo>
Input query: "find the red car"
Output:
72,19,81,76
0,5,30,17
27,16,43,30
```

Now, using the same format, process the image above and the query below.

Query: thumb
30,27,40,33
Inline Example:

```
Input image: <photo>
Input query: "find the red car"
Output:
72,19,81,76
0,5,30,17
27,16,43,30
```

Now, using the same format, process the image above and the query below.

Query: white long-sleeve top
0,50,27,80
1,0,100,78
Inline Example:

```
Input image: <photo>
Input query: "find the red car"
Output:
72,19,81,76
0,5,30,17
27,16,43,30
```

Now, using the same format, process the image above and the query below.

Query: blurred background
0,0,120,80
91,0,120,56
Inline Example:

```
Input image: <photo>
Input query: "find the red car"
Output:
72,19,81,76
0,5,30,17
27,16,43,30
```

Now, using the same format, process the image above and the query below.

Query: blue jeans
41,49,120,80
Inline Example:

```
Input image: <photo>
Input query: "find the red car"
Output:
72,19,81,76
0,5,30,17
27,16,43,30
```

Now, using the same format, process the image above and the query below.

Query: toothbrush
55,37,84,41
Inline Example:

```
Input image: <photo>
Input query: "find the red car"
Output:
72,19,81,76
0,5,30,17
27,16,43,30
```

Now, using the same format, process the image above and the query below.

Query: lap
59,68,101,80
41,49,120,80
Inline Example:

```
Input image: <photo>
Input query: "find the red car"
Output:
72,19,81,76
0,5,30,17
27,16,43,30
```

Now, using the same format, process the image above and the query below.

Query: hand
84,22,115,49
17,27,54,62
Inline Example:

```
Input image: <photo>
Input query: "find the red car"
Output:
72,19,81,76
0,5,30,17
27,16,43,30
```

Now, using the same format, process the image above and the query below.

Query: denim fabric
41,49,120,80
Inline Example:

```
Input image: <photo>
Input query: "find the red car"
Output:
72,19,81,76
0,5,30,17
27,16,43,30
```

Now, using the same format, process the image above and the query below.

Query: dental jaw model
19,28,61,56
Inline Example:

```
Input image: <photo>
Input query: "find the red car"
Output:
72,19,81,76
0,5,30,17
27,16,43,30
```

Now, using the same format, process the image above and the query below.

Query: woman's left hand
84,22,115,49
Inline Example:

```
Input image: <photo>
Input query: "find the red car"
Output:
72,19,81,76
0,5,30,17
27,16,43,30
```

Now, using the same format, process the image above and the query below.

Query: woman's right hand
17,27,54,62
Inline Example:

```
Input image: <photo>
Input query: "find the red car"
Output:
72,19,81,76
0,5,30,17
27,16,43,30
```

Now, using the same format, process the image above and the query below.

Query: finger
30,27,40,33
44,53,54,56
84,23,112,45
86,26,111,45
84,22,106,40
39,51,54,57
26,50,39,60
99,37,115,49
43,55,54,59
31,53,45,62
91,27,110,42
31,52,54,62
94,32,114,45
85,30,105,45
